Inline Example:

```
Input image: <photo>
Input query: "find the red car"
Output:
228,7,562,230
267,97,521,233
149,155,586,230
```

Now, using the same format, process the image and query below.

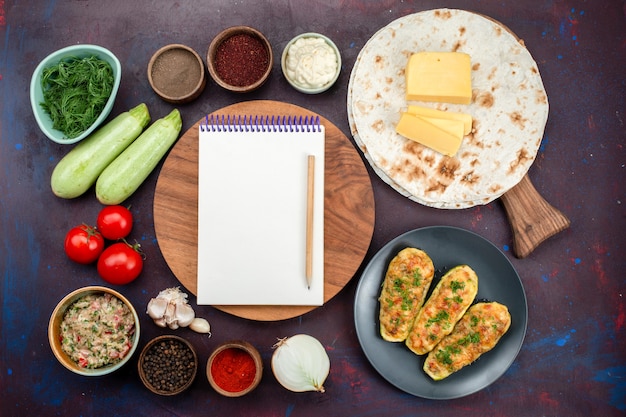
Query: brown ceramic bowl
48,286,140,376
148,44,206,104
207,340,263,397
138,335,198,396
207,26,273,93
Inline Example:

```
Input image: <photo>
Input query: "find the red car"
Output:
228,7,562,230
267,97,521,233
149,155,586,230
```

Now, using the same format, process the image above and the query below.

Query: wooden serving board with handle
153,100,375,321
484,14,570,258
501,175,570,258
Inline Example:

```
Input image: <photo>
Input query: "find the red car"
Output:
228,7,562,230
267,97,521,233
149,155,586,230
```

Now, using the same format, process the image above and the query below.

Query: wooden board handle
501,175,570,258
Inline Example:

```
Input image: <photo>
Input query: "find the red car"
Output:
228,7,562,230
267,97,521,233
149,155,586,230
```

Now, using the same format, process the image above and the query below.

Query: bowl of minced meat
48,286,140,376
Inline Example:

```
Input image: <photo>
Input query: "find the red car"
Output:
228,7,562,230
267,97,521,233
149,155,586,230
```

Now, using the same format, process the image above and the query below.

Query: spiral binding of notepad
200,114,322,133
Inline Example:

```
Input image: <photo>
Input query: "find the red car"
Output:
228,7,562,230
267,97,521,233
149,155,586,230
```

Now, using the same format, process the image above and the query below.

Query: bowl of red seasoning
207,340,263,397
207,26,273,93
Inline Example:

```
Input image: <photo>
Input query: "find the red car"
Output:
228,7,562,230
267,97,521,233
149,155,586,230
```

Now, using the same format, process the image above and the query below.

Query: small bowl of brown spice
148,44,206,104
207,26,273,93
138,335,198,396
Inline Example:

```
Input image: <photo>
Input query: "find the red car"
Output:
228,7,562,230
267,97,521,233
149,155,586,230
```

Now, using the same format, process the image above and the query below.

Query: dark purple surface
1,1,624,416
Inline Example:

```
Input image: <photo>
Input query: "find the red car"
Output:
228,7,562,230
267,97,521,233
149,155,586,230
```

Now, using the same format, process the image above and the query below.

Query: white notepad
197,115,325,305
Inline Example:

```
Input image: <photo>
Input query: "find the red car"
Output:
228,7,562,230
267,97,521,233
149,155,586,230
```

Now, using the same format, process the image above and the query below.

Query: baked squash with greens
378,248,435,342
423,302,511,380
406,264,478,355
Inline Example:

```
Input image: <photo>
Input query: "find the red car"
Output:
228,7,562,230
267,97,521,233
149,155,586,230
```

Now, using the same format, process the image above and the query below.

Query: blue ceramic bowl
30,44,121,144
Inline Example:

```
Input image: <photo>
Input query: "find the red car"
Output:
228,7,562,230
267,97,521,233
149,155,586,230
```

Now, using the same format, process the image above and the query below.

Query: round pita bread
347,9,548,209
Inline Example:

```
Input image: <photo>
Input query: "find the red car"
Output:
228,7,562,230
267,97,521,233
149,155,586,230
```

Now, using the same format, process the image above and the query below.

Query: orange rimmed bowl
207,340,263,397
48,286,140,376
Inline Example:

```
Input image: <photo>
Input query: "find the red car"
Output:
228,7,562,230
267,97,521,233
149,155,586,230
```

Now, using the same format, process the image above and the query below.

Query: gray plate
354,226,527,399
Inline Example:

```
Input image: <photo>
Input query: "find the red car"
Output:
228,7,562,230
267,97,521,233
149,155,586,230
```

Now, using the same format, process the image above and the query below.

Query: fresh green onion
40,55,114,139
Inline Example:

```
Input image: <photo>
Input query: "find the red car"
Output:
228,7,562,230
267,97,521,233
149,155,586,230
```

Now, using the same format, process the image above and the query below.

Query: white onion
271,334,330,393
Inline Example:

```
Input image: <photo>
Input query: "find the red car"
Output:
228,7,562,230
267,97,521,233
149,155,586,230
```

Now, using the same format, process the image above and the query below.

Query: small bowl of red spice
207,26,273,93
207,340,263,397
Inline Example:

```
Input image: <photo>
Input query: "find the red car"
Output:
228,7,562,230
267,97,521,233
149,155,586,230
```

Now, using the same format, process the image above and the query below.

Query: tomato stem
122,239,146,259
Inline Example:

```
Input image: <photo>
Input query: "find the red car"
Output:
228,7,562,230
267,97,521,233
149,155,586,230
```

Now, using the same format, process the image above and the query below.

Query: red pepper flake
214,33,269,87
210,347,256,392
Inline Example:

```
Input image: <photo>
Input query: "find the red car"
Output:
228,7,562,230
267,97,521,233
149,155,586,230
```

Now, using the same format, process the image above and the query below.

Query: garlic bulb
175,303,196,327
146,287,195,330
271,334,330,393
147,297,168,320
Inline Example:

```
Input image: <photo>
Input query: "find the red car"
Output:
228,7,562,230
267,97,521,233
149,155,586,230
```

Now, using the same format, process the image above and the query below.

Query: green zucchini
50,103,151,199
95,108,182,205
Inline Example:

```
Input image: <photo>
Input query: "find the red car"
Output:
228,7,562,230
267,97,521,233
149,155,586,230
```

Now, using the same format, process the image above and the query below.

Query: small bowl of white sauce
281,33,341,94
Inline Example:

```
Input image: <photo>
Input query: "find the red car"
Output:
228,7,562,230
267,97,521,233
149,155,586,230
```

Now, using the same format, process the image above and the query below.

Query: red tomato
64,225,105,264
97,242,144,285
96,205,133,240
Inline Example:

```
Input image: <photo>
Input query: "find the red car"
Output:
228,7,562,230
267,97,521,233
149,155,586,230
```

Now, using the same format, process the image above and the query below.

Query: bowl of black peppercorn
138,335,198,396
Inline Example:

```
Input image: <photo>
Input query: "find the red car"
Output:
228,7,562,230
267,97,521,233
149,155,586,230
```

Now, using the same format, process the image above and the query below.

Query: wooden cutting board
483,14,570,258
153,100,375,321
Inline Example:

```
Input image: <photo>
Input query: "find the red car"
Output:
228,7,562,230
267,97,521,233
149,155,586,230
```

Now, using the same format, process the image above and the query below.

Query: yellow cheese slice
406,52,472,104
418,116,465,139
395,112,463,157
406,105,473,135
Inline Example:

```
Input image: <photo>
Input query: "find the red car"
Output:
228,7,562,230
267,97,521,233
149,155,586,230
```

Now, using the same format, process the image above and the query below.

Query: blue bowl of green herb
30,44,121,144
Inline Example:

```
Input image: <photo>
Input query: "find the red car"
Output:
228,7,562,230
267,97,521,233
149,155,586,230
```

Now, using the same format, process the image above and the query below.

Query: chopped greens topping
449,280,465,292
40,55,114,139
435,345,462,366
412,269,422,286
458,331,481,346
426,310,449,327
401,293,414,311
